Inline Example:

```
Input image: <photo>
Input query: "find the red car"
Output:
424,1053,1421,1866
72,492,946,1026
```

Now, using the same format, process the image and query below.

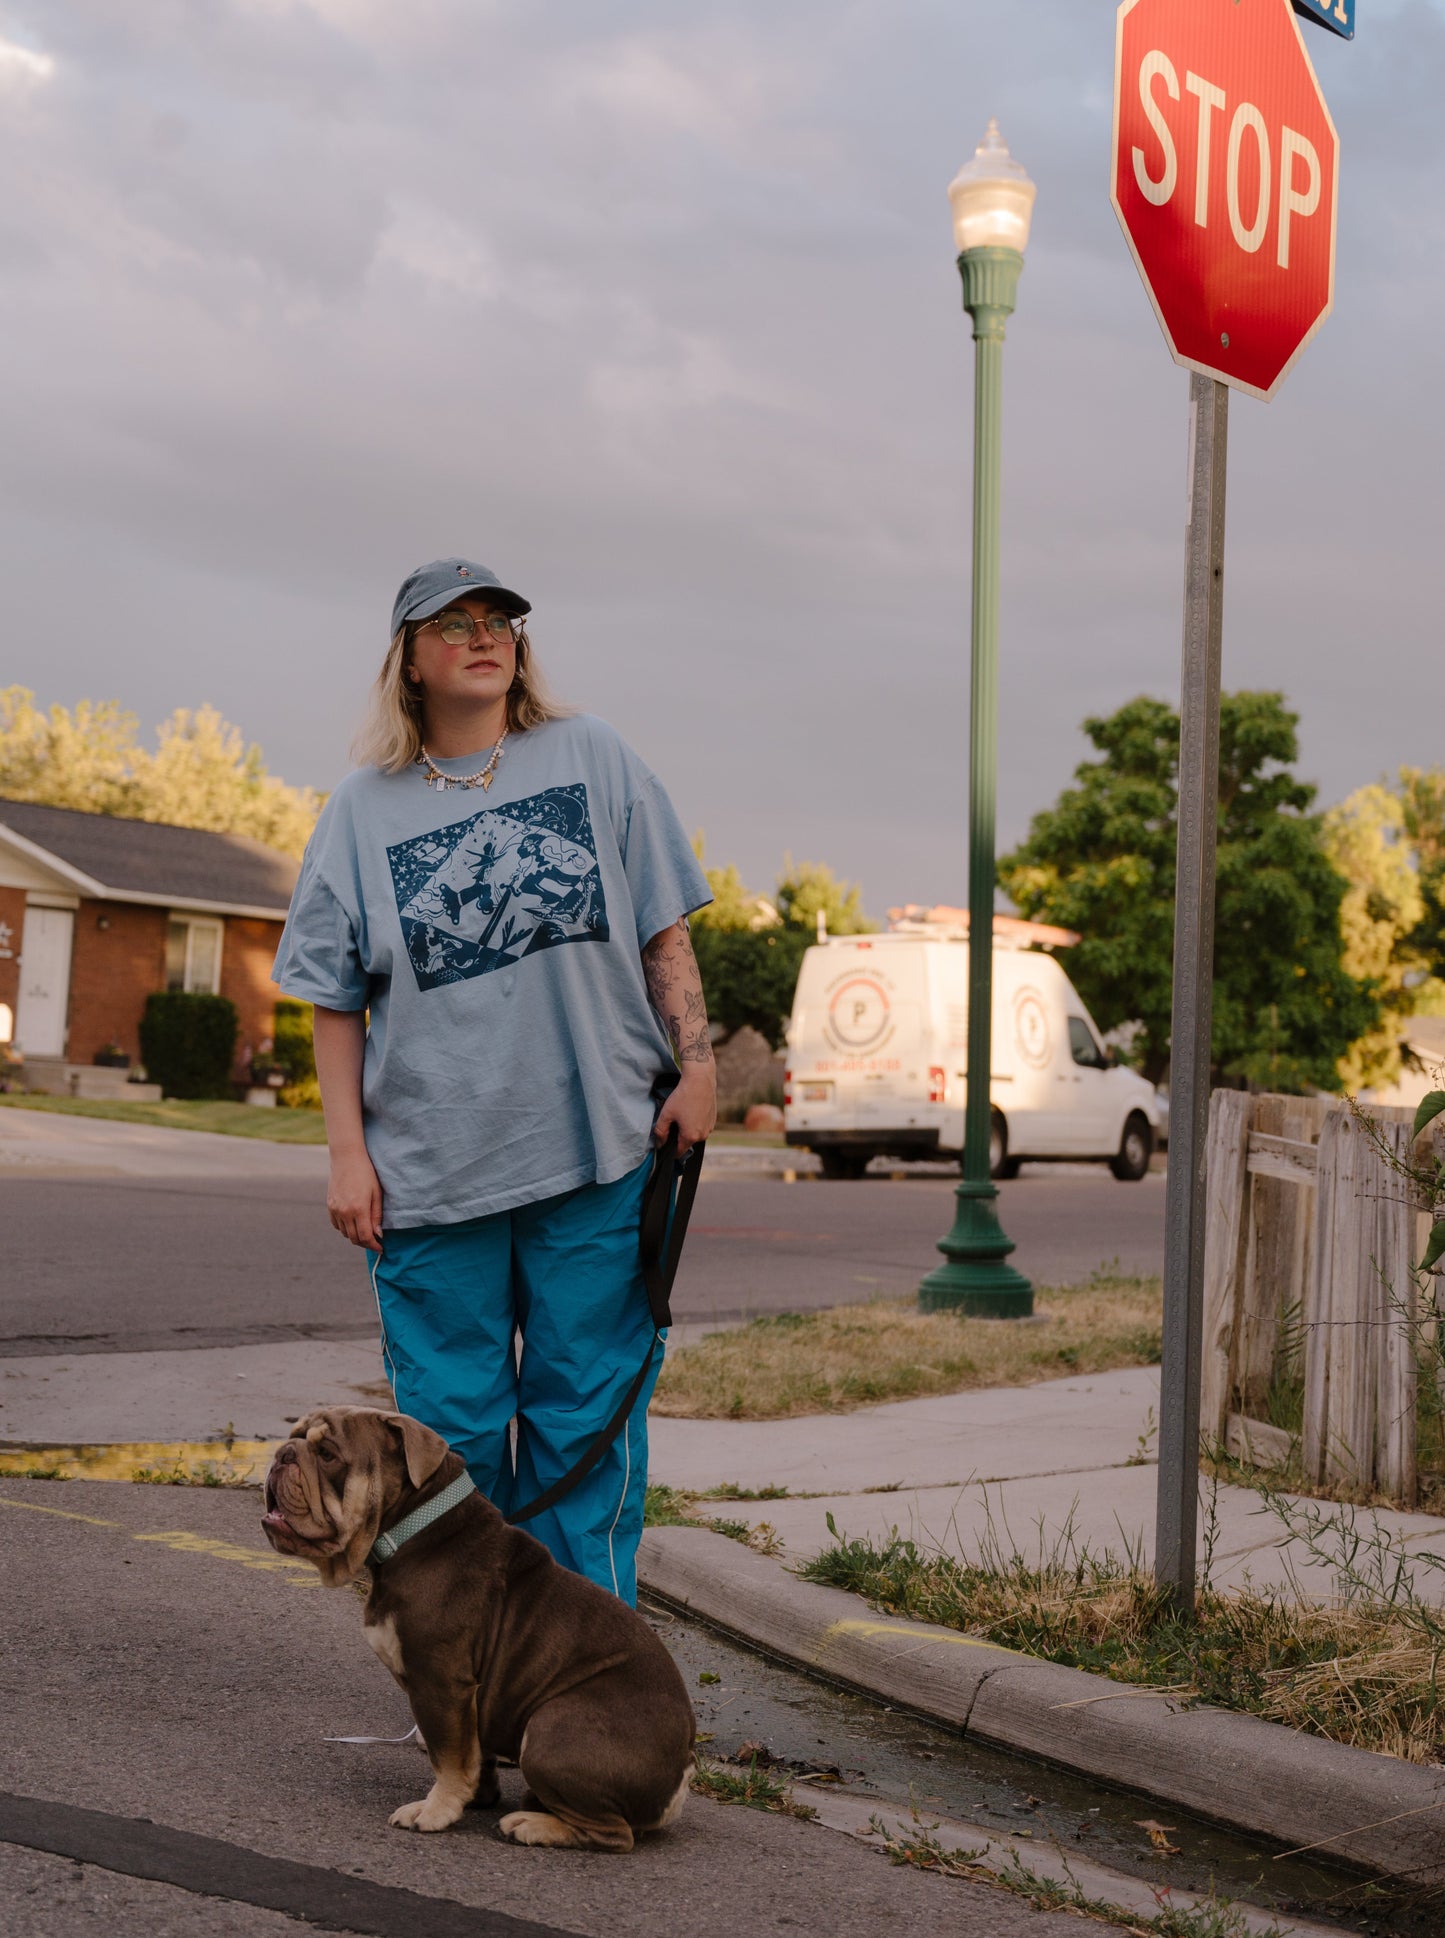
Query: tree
686,846,875,1048
1401,766,1445,975
689,835,775,932
775,857,875,935
999,692,1377,1090
1322,784,1445,1089
0,687,322,858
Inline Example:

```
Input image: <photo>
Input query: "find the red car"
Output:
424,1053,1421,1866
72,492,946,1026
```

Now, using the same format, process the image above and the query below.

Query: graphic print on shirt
387,783,609,992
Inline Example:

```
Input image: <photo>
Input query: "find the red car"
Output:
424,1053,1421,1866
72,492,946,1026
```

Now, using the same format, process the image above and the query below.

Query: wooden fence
1199,1091,1428,1505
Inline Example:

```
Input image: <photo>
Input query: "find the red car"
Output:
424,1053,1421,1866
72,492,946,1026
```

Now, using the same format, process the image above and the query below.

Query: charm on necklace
415,728,509,793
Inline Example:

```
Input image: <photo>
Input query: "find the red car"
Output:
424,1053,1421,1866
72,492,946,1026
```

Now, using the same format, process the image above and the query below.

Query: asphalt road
0,1165,1164,1354
0,1477,1117,1938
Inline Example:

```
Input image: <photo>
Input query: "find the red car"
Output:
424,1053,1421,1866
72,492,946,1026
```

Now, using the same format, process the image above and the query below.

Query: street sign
1292,0,1354,41
1111,0,1340,399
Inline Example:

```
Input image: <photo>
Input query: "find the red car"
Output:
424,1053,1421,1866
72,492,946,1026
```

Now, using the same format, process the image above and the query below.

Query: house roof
0,798,300,920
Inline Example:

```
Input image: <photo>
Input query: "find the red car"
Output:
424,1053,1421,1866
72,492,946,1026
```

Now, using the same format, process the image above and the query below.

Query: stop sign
1111,0,1339,399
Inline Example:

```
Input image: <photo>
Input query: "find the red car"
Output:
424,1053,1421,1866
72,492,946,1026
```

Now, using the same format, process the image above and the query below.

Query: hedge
272,997,316,1085
139,992,239,1100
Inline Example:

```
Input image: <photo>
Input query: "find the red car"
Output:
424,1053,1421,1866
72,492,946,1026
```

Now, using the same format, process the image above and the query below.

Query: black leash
506,1127,704,1527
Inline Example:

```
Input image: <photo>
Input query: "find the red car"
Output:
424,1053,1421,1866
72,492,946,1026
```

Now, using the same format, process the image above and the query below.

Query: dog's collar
368,1471,477,1567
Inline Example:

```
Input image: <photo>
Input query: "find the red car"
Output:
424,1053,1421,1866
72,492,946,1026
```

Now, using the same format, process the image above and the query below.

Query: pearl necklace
415,728,509,792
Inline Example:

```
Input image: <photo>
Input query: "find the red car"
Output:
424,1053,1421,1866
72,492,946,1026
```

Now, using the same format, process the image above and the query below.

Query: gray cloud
0,0,1440,915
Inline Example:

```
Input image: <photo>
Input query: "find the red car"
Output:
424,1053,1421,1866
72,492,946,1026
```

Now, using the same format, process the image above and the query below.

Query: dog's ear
383,1413,451,1491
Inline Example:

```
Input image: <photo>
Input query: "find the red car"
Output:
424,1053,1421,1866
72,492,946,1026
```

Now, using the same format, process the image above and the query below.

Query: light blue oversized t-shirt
271,714,712,1229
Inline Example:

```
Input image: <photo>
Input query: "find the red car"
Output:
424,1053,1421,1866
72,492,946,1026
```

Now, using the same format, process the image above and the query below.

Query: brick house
0,798,300,1088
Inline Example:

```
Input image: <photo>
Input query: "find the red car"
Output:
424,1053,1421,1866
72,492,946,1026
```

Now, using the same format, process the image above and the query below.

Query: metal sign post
1112,0,1340,1619
1154,373,1228,1615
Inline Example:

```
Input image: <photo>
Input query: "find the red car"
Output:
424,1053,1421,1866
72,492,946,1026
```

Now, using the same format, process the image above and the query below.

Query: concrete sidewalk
8,1338,1445,1605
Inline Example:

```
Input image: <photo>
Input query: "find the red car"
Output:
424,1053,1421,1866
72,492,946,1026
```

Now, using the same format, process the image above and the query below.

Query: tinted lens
483,613,514,641
434,611,476,645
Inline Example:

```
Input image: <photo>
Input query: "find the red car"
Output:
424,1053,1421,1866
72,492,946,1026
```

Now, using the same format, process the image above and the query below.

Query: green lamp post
920,120,1035,1319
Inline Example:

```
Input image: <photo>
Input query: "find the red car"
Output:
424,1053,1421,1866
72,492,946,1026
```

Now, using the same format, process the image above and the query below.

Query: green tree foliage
687,846,875,1048
774,857,875,936
999,692,1376,1090
1322,784,1445,1090
689,927,809,1050
689,835,772,932
1401,766,1445,974
0,687,322,858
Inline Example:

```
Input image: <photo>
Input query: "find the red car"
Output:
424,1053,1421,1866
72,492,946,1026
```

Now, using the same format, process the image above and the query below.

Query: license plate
801,1082,832,1103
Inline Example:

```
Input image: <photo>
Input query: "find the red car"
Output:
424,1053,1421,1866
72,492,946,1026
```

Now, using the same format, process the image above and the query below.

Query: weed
699,1481,791,1501
130,1461,252,1488
1127,1408,1159,1467
690,1755,816,1821
870,1819,1277,1936
643,1483,786,1555
6,1465,70,1481
642,1483,697,1528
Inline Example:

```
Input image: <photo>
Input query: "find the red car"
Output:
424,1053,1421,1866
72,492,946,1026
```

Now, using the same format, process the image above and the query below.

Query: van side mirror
1104,1045,1119,1069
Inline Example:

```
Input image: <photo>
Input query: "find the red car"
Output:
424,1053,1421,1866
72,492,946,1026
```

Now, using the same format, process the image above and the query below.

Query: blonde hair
351,619,571,774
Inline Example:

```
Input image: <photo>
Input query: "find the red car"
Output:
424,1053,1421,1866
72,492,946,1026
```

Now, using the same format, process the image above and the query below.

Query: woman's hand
328,1148,384,1252
654,1063,717,1154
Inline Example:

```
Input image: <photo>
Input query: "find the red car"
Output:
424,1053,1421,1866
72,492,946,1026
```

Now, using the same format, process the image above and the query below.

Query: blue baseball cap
391,558,531,635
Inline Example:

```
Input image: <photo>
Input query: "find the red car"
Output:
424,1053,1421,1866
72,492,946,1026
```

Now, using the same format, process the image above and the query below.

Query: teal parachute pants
368,1151,661,1605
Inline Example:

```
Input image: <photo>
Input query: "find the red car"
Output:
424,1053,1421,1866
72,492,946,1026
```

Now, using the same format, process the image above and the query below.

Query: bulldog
261,1405,696,1851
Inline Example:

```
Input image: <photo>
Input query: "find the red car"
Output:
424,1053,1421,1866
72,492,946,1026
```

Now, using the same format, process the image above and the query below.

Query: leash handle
507,1130,705,1528
639,1123,705,1332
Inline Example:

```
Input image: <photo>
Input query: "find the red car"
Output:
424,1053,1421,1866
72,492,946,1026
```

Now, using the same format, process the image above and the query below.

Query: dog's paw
389,1794,464,1833
498,1810,579,1848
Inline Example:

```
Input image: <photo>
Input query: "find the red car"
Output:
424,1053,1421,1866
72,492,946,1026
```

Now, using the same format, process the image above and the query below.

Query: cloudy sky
1,1,1440,915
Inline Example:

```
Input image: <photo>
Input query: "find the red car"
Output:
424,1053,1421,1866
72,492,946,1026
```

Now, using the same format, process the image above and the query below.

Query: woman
273,557,716,1604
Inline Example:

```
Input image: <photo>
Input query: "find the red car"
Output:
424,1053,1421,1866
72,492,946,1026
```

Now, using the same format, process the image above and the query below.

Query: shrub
278,1073,323,1111
272,998,315,1084
139,992,239,1099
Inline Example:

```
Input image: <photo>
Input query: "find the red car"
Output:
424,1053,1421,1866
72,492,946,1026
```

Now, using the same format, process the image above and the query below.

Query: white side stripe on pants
369,1246,399,1396
607,1417,631,1599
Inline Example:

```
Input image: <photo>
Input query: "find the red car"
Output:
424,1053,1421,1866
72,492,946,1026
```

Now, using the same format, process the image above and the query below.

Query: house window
165,917,223,994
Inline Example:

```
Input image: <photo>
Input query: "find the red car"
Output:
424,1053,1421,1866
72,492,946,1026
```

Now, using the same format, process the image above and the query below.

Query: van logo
1014,987,1052,1068
825,976,893,1053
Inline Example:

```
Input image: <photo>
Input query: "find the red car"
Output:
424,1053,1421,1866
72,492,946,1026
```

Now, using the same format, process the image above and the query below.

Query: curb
639,1525,1445,1887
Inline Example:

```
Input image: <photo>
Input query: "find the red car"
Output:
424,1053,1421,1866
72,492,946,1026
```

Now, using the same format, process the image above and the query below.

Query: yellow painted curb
0,1440,279,1482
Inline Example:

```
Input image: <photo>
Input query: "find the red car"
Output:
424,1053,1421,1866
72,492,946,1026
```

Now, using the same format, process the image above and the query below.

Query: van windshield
1068,1015,1106,1069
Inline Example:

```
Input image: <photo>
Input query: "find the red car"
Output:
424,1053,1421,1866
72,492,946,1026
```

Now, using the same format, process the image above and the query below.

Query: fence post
1199,1089,1254,1448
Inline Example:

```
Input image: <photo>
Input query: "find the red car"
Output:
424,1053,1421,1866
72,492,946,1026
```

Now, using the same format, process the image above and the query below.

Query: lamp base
919,1178,1034,1317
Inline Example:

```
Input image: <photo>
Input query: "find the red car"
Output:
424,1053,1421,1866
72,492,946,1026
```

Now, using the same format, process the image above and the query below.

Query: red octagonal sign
1112,0,1338,399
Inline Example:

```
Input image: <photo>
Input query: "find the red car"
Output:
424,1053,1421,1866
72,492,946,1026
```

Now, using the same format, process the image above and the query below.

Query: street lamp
920,120,1035,1319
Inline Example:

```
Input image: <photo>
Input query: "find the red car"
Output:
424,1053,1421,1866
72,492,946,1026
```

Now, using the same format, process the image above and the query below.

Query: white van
783,931,1165,1181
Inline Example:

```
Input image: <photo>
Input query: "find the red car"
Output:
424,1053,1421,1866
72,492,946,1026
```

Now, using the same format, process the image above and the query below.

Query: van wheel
989,1111,1015,1181
1110,1113,1152,1182
818,1149,869,1181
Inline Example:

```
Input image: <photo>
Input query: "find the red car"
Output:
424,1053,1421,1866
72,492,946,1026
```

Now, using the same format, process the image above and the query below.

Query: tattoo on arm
642,919,715,1069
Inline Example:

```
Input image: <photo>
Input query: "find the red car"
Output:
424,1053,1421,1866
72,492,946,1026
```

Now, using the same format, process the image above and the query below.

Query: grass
651,1273,1162,1420
871,1821,1277,1937
802,1504,1445,1764
689,1754,816,1820
130,1460,256,1487
642,1482,785,1555
0,1091,328,1142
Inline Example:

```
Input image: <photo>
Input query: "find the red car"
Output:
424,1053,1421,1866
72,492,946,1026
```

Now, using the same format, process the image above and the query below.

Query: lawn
0,1091,782,1150
651,1274,1163,1420
0,1091,328,1143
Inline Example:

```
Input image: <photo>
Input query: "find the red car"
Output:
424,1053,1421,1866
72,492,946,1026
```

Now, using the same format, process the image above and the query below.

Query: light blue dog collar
368,1471,477,1567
